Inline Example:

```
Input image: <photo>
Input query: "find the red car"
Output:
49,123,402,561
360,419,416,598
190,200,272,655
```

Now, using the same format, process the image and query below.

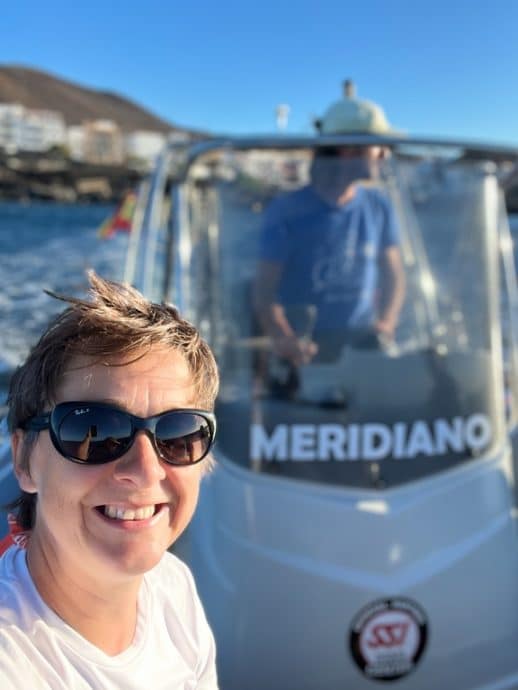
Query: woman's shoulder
0,547,41,637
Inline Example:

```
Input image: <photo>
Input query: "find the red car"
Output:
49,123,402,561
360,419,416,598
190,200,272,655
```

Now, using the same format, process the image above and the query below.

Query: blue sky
2,0,518,143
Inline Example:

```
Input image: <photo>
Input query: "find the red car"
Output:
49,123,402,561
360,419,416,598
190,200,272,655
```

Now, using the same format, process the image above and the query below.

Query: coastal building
67,125,86,161
81,119,124,165
0,104,66,154
0,102,187,168
0,104,24,154
235,149,310,188
125,130,166,168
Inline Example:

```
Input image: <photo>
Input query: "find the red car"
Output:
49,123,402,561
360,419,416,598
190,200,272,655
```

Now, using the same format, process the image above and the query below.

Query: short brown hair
7,270,219,528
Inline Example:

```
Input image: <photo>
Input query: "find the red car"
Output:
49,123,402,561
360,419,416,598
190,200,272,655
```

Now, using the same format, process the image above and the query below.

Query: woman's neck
26,539,142,656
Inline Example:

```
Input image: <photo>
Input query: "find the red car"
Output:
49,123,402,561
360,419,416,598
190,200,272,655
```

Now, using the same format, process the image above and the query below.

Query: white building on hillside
125,130,167,167
0,104,24,153
0,102,191,166
0,104,66,154
67,125,86,161
81,119,124,165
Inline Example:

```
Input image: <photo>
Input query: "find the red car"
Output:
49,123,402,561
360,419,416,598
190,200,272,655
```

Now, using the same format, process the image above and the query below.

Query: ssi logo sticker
349,598,428,681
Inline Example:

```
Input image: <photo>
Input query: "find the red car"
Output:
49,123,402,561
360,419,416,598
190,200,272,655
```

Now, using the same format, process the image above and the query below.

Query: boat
3,131,518,688
119,132,518,689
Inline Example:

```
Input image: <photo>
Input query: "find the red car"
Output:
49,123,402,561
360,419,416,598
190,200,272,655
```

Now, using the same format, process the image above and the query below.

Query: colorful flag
98,190,137,239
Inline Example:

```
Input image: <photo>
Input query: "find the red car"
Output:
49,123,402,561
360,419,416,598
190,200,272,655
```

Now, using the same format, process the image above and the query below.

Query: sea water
0,201,129,403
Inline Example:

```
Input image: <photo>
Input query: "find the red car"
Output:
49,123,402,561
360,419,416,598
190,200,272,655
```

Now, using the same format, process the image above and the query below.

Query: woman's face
15,346,206,584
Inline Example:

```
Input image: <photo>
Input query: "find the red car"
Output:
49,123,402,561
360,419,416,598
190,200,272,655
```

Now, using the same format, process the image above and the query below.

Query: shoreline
0,153,145,203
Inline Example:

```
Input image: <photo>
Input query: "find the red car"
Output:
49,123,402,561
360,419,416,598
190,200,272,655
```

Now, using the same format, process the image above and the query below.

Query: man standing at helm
254,81,406,367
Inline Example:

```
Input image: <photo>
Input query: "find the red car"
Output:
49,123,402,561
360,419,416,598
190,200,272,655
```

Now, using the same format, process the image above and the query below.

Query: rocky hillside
0,64,196,135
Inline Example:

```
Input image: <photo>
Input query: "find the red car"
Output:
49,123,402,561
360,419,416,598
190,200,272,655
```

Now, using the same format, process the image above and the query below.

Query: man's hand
374,316,397,340
273,334,318,366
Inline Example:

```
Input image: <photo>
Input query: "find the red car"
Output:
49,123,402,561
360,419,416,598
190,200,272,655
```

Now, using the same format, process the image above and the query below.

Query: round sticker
349,598,428,681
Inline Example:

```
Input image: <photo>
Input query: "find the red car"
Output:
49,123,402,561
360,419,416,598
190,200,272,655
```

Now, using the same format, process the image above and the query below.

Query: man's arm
253,261,317,365
375,246,406,338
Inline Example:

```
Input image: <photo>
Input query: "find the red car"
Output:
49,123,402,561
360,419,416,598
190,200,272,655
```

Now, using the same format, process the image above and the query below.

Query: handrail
165,134,518,184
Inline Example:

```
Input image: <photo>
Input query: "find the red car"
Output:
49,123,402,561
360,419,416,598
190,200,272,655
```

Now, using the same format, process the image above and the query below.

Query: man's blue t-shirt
259,184,399,333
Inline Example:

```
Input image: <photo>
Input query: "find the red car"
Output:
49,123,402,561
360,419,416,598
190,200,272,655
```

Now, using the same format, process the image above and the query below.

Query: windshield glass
170,145,508,489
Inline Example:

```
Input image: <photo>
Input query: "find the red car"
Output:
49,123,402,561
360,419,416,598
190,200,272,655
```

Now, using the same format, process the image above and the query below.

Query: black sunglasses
23,401,216,466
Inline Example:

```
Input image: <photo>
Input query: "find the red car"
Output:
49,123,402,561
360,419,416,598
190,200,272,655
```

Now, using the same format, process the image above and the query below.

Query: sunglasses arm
22,415,50,432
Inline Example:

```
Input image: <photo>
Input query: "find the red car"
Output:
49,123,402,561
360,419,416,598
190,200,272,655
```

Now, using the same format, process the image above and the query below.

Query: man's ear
11,430,37,494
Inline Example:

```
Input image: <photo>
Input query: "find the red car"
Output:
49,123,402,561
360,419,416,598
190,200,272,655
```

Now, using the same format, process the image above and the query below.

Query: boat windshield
157,143,513,489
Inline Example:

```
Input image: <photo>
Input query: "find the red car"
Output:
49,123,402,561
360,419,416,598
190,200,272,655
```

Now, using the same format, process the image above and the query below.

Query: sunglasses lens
58,407,132,463
156,412,212,465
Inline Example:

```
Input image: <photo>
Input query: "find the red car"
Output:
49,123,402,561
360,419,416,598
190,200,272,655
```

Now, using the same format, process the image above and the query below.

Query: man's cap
318,80,400,136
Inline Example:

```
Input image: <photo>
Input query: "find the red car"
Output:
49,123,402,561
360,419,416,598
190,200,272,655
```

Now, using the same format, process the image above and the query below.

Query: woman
0,271,220,689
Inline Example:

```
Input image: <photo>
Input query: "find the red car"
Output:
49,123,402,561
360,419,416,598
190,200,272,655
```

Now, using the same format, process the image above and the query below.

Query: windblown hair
7,270,219,529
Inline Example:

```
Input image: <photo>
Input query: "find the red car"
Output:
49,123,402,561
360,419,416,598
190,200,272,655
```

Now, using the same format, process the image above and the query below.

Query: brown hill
0,64,196,136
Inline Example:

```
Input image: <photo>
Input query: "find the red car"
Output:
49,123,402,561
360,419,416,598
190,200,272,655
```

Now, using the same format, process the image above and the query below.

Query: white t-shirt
0,546,218,689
